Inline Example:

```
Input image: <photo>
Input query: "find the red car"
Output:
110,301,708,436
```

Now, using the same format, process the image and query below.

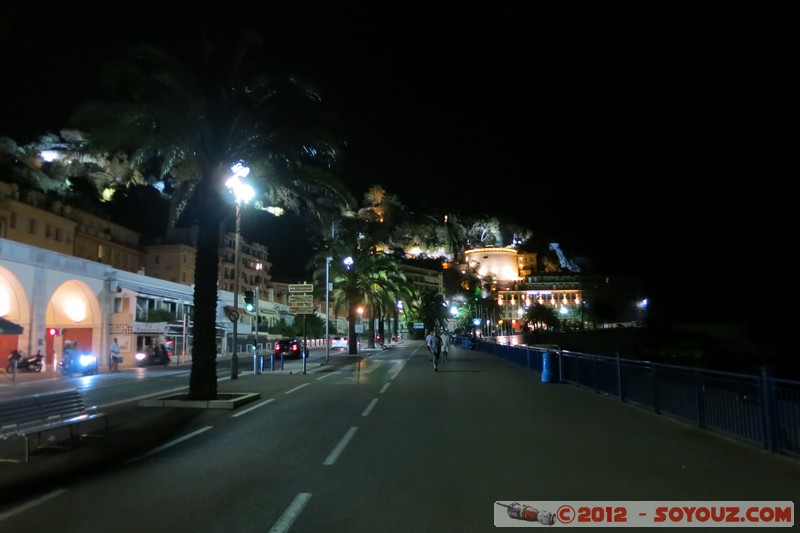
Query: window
28,218,37,234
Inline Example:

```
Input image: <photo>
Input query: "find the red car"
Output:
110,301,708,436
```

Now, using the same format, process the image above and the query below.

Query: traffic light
48,327,62,336
244,290,255,313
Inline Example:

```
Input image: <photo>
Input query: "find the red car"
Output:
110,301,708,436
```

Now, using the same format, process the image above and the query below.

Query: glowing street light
226,163,255,380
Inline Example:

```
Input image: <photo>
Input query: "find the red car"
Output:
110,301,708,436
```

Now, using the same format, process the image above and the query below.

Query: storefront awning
117,281,193,301
0,317,24,335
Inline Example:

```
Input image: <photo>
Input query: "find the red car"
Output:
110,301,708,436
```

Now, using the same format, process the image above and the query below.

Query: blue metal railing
459,336,800,459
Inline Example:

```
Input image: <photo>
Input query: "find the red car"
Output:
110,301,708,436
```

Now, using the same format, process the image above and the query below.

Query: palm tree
523,303,560,332
71,34,352,400
311,236,407,354
410,288,450,333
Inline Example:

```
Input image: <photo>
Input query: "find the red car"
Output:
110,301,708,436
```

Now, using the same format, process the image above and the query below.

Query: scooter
59,351,99,377
5,351,44,373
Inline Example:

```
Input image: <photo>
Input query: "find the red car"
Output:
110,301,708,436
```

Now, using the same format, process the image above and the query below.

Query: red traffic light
48,327,58,336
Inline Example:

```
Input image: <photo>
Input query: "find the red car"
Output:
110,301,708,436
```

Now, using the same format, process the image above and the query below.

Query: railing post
616,353,624,403
652,364,660,414
695,370,705,429
760,366,777,452
557,346,563,382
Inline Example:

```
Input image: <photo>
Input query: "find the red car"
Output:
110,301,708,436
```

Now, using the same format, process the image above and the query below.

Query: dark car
135,344,171,366
273,339,304,359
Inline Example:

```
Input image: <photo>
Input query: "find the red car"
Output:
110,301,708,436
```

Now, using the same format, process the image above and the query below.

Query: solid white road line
126,426,213,463
232,398,275,417
0,489,67,522
323,426,358,466
285,383,310,395
268,492,312,533
361,398,379,417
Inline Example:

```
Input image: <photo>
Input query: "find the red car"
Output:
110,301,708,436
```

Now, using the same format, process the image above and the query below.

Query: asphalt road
0,341,797,532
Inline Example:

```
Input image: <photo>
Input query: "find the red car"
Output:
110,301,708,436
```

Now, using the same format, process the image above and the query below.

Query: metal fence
464,336,800,459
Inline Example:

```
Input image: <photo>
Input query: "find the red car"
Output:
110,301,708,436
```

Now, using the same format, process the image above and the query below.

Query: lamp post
226,164,254,380
325,256,332,364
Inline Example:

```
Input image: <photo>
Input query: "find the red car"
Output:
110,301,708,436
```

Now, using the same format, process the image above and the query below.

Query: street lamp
396,300,404,341
325,256,332,364
226,164,254,380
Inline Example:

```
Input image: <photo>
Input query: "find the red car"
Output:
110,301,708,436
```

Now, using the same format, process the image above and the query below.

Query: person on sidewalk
109,337,121,372
440,333,450,363
431,329,443,372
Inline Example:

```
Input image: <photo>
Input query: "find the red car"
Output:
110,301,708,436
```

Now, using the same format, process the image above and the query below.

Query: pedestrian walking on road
441,333,450,363
425,330,434,361
431,329,443,372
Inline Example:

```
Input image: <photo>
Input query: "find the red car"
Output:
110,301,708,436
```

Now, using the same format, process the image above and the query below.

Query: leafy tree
269,320,296,337
294,312,326,340
408,288,449,333
71,34,351,400
522,303,560,332
465,217,502,246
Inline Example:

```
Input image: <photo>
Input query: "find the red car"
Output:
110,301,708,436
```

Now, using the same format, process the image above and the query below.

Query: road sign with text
288,284,313,293
288,303,314,314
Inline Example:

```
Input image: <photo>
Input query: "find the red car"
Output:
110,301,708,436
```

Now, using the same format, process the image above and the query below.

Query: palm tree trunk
188,188,221,400
348,297,359,355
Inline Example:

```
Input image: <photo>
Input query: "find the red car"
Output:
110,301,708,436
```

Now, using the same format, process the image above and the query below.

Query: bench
0,389,108,463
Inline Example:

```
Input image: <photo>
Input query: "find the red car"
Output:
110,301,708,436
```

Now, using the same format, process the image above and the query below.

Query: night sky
1,2,798,325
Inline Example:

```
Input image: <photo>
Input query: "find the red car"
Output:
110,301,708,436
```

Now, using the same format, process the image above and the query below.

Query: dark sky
2,2,798,323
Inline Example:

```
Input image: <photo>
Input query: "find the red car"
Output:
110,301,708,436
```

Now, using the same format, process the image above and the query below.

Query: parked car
274,339,304,359
330,336,348,350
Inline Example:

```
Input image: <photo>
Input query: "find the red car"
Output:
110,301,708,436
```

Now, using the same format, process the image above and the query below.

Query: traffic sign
289,284,313,293
288,304,314,314
288,294,313,304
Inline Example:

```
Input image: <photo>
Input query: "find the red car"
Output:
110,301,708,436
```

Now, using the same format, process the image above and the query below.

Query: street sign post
289,284,314,315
